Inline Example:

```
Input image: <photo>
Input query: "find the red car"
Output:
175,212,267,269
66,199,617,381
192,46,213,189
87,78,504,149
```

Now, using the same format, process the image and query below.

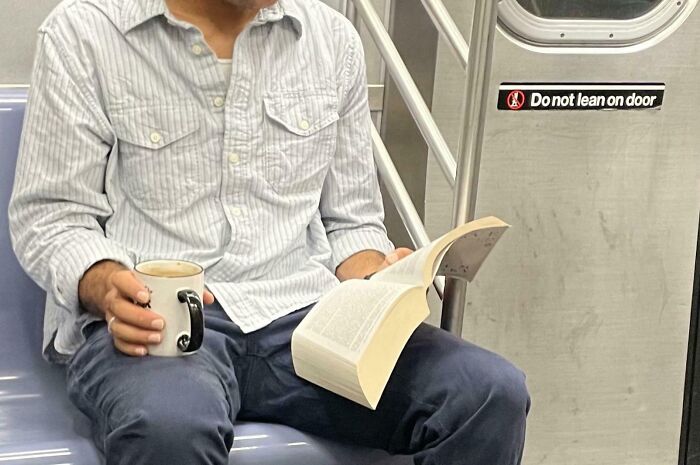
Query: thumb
203,290,215,305
386,248,414,264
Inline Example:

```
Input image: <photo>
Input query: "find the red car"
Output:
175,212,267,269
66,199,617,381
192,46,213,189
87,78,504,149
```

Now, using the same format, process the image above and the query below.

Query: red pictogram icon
506,90,525,110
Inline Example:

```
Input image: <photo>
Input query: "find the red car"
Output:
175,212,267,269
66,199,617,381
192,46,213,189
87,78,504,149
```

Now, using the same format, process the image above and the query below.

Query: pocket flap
263,92,339,137
111,104,200,149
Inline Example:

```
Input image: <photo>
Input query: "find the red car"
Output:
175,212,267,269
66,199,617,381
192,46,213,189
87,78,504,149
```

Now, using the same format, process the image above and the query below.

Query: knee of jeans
442,347,530,422
479,357,530,421
115,384,235,454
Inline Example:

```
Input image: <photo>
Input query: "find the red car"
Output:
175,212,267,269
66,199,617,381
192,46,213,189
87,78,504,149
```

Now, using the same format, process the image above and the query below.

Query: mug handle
176,290,204,353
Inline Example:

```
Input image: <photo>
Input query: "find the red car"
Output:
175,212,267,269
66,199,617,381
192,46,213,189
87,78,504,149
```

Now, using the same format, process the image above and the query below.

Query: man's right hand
79,260,165,357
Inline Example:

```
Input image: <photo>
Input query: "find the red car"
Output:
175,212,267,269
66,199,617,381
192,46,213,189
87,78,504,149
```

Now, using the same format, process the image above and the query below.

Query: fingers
109,296,165,330
104,309,152,357
203,290,215,305
107,272,214,358
110,317,162,345
113,336,149,357
111,269,151,304
395,247,414,258
105,296,164,357
385,247,414,265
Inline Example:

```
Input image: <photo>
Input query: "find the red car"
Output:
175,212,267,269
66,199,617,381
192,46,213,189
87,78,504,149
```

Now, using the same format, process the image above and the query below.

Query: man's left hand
335,247,414,282
373,247,414,275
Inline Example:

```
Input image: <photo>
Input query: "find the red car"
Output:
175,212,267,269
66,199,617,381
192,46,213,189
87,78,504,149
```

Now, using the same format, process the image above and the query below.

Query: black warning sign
497,83,665,111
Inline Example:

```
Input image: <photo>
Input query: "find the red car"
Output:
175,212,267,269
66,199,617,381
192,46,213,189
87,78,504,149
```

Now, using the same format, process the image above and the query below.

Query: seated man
9,0,530,464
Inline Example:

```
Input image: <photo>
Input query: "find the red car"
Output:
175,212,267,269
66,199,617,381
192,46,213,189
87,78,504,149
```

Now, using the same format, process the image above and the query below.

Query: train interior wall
426,2,700,464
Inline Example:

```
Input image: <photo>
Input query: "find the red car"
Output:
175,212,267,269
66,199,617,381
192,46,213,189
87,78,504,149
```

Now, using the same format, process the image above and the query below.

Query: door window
498,0,695,49
514,0,664,20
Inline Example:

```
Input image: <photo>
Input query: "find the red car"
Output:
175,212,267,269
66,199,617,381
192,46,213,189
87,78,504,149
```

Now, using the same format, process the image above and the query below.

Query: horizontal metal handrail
352,0,457,188
371,125,445,299
420,0,469,70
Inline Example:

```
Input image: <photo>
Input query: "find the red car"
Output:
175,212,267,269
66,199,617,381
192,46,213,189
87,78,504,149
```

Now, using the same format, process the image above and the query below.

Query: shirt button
228,153,240,165
299,120,310,130
191,44,204,56
231,207,243,217
150,132,162,144
213,97,225,108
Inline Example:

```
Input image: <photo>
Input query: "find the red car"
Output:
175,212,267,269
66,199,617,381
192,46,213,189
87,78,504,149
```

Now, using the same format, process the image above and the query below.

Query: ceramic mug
134,259,205,357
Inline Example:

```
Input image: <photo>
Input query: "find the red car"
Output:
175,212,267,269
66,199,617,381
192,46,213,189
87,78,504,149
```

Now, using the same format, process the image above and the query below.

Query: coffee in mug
134,259,205,357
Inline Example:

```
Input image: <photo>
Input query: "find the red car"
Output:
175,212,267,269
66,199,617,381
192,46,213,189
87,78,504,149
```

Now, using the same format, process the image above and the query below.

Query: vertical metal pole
440,0,499,334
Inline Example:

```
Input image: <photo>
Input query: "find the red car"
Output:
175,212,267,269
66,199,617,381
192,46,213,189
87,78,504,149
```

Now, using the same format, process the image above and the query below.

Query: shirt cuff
49,235,134,314
328,227,395,272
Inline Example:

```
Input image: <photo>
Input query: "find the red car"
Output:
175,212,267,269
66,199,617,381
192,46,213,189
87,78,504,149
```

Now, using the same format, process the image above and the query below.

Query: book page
432,246,451,278
370,217,510,287
293,283,428,410
437,226,508,281
369,243,439,287
299,279,416,359
357,286,429,409
292,216,510,410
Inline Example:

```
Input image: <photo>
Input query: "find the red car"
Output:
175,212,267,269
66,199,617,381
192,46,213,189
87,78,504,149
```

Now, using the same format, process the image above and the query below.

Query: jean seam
379,384,451,438
238,355,258,407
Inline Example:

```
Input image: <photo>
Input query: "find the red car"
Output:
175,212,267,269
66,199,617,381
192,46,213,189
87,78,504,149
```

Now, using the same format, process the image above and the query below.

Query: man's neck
165,0,277,59
166,0,272,34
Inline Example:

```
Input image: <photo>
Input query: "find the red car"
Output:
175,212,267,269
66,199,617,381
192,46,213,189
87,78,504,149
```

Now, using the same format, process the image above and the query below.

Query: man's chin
223,0,265,8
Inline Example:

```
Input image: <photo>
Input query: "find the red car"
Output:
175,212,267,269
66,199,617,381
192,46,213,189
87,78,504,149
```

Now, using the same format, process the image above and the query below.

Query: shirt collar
119,0,166,33
275,0,304,37
119,0,304,37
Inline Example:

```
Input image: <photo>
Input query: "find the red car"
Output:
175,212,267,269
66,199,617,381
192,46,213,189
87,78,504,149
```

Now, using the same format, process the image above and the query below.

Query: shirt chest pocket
262,92,339,194
111,104,207,210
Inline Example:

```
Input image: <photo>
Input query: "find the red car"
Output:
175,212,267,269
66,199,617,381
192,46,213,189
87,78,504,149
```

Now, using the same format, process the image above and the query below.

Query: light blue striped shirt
9,0,394,362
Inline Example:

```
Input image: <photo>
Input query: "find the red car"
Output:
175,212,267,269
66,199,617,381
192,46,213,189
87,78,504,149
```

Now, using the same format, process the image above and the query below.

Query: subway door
425,1,700,464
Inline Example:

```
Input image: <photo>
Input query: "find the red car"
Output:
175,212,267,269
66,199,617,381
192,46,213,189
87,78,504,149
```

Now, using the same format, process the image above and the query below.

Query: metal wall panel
425,2,700,464
0,0,60,83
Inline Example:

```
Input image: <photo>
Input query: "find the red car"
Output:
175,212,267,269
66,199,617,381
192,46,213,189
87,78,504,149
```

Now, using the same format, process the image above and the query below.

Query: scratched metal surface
425,2,700,464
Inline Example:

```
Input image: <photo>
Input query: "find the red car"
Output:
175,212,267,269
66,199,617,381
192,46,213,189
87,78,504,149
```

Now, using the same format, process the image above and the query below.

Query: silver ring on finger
107,316,117,334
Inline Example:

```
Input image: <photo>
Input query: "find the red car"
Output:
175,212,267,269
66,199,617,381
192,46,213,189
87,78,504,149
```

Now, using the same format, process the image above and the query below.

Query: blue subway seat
0,88,411,465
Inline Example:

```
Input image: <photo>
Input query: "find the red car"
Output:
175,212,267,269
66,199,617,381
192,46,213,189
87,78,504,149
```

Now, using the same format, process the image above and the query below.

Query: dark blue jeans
66,301,530,465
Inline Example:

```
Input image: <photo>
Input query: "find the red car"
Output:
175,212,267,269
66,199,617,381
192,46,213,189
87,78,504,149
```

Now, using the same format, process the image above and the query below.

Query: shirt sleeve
8,31,134,315
319,29,395,272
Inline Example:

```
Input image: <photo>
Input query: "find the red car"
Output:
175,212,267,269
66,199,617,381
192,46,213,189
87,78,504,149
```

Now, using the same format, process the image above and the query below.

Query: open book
291,216,509,409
